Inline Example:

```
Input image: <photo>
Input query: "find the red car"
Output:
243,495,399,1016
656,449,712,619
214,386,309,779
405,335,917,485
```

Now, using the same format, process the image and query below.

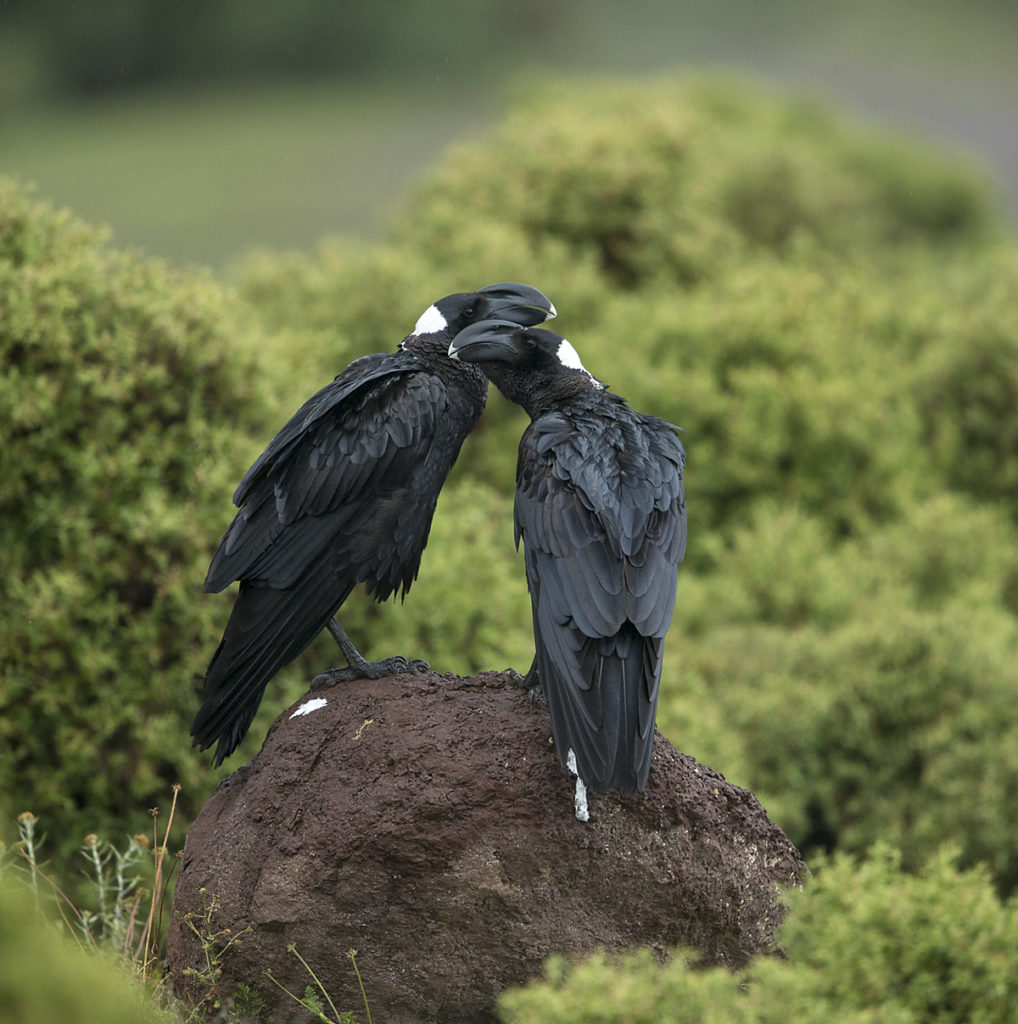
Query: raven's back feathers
516,398,686,793
194,352,486,764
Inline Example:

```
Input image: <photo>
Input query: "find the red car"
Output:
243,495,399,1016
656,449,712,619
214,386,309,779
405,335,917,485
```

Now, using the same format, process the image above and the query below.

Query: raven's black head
411,282,556,339
448,320,590,372
448,319,604,412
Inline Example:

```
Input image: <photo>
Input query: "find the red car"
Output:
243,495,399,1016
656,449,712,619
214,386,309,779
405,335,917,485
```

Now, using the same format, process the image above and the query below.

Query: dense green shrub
0,179,276,864
498,845,1018,1023
657,495,1018,887
911,246,1018,516
397,77,995,288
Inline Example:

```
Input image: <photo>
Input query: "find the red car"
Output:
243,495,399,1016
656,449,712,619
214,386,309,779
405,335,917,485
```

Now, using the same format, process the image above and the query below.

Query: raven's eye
464,305,476,319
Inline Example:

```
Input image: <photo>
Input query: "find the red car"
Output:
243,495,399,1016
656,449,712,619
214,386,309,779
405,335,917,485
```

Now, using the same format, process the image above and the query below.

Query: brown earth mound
167,670,805,1023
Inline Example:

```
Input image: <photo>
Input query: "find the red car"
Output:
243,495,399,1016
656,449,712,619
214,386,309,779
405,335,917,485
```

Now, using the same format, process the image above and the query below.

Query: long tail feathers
595,626,656,793
192,573,348,767
542,623,661,794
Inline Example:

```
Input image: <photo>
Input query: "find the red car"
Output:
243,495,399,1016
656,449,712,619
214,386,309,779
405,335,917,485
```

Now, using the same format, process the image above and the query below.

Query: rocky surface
167,670,805,1023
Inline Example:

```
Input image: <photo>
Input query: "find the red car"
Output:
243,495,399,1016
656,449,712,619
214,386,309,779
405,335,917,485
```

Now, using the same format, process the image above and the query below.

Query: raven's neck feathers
403,328,489,392
488,365,609,420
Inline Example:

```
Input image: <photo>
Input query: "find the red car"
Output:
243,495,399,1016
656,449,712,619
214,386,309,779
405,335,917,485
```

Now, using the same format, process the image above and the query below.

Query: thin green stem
347,950,372,1024
289,946,342,1023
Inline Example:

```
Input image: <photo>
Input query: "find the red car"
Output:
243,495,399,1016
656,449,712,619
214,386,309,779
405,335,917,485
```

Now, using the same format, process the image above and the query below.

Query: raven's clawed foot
310,667,355,689
311,654,429,690
506,667,527,689
506,665,544,706
314,618,429,688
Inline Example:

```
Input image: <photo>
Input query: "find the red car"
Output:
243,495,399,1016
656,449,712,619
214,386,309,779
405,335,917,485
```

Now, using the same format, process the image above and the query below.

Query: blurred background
6,5,1018,1016
2,0,1017,267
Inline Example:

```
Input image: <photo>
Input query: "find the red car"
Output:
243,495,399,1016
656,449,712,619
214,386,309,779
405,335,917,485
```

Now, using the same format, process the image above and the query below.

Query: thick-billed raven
192,284,556,766
449,320,686,795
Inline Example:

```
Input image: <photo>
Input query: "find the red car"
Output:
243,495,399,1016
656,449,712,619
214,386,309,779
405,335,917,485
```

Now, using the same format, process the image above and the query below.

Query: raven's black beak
478,282,556,327
449,319,528,363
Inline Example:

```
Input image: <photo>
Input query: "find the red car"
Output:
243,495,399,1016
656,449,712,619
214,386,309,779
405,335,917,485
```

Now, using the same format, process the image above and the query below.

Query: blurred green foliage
4,75,1018,1018
498,845,1018,1023
0,873,170,1024
0,178,277,864
400,78,994,284
6,0,561,96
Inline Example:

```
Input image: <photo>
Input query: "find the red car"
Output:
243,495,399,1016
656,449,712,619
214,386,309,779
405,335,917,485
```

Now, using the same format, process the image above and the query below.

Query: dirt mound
167,670,805,1022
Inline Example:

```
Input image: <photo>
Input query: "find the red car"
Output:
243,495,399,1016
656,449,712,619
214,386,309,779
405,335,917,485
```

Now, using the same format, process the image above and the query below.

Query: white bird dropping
567,748,590,822
290,696,329,719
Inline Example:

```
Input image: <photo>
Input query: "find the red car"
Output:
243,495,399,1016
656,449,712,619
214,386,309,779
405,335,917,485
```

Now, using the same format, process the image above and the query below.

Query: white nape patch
413,304,448,336
567,748,590,822
290,697,328,720
556,338,586,370
556,338,603,389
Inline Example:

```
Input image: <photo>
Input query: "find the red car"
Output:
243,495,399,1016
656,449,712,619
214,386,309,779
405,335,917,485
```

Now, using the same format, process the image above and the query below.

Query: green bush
912,246,1018,515
498,845,1018,1024
398,77,995,289
0,178,275,865
658,495,1018,888
0,874,169,1024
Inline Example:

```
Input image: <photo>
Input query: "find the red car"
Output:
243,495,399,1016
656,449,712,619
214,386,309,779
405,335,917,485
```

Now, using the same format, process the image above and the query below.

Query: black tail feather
191,572,349,766
541,621,659,795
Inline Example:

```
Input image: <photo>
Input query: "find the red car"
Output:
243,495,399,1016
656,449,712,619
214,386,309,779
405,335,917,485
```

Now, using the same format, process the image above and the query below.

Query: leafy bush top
0,179,273,858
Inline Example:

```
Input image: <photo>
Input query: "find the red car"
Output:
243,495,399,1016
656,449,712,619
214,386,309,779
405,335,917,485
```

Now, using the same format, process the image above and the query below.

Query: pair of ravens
192,282,687,795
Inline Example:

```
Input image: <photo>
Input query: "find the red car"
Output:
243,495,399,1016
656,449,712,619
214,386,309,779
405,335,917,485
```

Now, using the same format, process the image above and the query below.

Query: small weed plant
266,945,373,1024
3,798,371,1023
4,787,180,979
179,887,256,1021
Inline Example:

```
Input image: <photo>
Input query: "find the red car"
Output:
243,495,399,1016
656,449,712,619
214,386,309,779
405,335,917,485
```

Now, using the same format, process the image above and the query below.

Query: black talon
310,620,429,689
507,668,527,688
506,662,544,705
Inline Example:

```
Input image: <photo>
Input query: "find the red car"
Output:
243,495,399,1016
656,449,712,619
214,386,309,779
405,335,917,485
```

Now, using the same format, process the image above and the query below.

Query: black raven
192,284,556,766
449,320,686,794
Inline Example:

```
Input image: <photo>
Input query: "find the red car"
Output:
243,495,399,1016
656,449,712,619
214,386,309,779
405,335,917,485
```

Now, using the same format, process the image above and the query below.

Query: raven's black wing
194,352,472,765
205,352,435,593
515,404,686,792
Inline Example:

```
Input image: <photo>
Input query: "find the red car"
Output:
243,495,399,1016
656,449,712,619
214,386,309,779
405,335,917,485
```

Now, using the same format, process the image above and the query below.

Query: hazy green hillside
3,74,1018,1021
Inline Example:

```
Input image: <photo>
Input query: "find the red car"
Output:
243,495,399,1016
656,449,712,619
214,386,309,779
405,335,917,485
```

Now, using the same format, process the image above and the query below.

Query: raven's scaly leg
310,618,428,689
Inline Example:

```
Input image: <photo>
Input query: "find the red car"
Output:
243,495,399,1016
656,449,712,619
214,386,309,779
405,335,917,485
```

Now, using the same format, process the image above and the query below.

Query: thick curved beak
448,319,527,363
478,282,556,327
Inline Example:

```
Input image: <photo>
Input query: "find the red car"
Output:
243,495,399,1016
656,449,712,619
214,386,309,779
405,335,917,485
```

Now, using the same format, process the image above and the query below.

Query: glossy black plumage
193,284,556,766
450,320,686,793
